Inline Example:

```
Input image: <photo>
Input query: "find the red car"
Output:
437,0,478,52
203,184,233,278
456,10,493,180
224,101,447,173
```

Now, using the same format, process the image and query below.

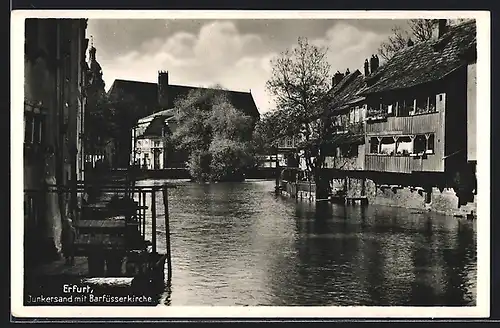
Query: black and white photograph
11,10,490,318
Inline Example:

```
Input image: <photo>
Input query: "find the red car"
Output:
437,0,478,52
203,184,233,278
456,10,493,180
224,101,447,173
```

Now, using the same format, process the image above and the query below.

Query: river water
138,179,476,306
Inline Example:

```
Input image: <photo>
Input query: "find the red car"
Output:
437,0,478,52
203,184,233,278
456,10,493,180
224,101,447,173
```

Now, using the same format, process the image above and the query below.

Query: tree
265,37,334,198
378,19,437,61
172,87,255,182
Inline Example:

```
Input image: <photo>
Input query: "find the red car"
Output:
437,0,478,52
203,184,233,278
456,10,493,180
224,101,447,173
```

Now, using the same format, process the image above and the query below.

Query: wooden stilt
162,185,172,282
151,189,156,253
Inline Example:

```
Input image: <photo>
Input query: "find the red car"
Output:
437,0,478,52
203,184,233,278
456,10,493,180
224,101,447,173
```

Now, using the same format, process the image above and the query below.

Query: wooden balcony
366,112,441,135
331,122,364,135
365,153,444,173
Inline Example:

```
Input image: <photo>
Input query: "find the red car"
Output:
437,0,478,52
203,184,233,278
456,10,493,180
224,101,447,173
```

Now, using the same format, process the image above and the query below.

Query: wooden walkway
74,169,148,258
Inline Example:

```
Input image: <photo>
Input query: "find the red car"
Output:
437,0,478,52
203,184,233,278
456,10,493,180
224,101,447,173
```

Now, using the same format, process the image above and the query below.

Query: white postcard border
11,9,491,319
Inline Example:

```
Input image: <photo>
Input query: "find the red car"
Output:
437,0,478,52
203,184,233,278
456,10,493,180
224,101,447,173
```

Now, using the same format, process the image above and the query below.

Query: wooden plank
75,220,126,229
74,234,125,248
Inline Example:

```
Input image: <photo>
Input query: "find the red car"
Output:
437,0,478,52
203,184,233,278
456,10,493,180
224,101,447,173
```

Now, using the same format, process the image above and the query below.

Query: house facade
24,18,89,263
124,71,260,170
278,20,478,216
132,109,178,169
356,19,477,215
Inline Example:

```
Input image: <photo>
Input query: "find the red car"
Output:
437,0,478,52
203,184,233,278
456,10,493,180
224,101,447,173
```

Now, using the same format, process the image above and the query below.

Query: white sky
87,18,410,114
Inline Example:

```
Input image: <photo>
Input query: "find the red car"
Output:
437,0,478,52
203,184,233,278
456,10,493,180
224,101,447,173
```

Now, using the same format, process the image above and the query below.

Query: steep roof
166,85,260,119
137,116,172,139
327,69,366,112
138,108,176,124
107,79,260,119
108,79,158,108
361,20,476,95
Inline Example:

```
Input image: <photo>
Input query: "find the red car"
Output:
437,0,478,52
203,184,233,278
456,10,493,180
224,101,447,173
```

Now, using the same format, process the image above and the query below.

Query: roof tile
361,20,476,94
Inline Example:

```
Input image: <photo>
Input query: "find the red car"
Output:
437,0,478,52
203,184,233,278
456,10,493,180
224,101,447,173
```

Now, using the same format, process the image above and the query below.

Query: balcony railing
366,112,441,135
365,153,444,173
331,122,364,135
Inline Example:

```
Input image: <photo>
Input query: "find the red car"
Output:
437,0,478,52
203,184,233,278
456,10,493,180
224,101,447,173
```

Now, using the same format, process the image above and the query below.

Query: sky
86,18,411,114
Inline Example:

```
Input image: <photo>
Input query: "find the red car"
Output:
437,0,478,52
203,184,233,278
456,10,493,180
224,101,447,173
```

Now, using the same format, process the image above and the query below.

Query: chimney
432,19,448,40
364,59,370,76
158,70,169,108
345,68,350,75
333,71,344,86
438,19,448,38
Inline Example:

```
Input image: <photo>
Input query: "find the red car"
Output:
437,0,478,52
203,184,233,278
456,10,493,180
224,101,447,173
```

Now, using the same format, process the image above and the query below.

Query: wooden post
162,185,172,282
142,191,146,238
275,150,280,195
138,191,142,235
151,188,156,253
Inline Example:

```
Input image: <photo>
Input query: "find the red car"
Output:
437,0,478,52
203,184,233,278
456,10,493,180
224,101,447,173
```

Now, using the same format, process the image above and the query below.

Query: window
414,135,427,154
24,113,44,145
33,116,42,144
415,96,428,115
380,137,396,155
395,136,413,156
397,99,415,117
369,137,379,154
370,134,435,156
24,115,33,143
340,144,359,158
413,134,435,155
429,95,437,112
387,103,395,116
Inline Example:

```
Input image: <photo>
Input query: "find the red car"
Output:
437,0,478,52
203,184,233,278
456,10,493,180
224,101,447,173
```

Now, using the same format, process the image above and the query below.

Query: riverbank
133,179,477,306
279,178,477,218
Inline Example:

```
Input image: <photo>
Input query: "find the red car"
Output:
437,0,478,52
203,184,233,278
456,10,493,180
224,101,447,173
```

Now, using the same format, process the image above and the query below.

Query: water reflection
145,179,476,306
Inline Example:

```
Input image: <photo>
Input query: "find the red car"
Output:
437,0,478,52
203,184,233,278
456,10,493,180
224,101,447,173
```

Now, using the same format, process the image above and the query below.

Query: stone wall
348,177,471,216
280,174,476,217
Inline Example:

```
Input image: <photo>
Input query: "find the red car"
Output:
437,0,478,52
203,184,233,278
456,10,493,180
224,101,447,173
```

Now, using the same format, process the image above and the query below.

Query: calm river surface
138,179,477,306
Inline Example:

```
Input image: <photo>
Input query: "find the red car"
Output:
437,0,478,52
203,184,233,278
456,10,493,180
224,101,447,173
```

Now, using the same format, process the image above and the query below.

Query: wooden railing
331,122,364,135
365,155,415,173
366,112,441,135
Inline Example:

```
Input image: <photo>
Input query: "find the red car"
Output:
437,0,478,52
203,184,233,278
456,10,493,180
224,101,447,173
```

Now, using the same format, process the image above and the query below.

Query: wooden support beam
151,188,156,253
162,185,172,282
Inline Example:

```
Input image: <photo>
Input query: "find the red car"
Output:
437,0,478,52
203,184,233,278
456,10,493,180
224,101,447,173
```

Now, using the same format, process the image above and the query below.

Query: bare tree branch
378,19,437,61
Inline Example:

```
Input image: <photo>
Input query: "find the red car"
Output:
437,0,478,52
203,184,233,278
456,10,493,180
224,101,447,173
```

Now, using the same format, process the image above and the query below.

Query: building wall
24,19,88,262
467,62,477,162
325,143,366,170
134,137,165,170
364,91,447,174
339,178,464,216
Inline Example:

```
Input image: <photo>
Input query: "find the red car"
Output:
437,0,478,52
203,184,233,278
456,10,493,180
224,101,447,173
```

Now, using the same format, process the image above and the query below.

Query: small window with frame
24,114,34,144
428,95,437,112
369,137,379,154
413,135,427,155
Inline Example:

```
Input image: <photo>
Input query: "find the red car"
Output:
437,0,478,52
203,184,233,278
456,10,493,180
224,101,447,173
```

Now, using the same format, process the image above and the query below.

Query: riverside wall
280,176,476,217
